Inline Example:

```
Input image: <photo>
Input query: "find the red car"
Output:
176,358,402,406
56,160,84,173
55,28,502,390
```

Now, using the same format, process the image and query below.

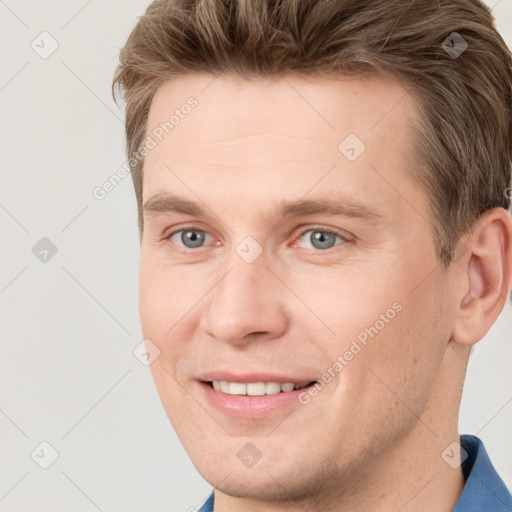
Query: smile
208,380,316,396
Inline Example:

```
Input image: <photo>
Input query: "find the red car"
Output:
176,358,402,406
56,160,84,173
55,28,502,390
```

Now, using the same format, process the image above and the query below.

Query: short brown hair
112,0,512,266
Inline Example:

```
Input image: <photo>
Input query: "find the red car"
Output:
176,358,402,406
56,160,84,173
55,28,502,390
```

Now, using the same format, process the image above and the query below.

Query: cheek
288,264,404,352
139,253,164,335
138,256,195,391
354,275,450,422
294,260,449,408
138,252,203,337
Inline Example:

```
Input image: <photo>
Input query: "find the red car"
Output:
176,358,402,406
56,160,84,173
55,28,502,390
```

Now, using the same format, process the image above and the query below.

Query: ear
450,207,512,346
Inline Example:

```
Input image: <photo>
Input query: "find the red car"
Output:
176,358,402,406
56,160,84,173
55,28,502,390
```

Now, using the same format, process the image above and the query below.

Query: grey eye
299,230,343,250
172,229,209,249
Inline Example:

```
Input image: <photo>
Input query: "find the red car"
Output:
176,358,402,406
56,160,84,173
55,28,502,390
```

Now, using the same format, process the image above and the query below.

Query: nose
200,255,289,346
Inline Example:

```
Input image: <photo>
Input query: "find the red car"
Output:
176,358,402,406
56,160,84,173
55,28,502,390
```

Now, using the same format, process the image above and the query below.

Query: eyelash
164,225,349,253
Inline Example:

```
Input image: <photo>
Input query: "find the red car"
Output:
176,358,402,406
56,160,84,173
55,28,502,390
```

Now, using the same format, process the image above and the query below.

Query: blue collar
198,435,511,512
453,434,512,511
198,491,214,512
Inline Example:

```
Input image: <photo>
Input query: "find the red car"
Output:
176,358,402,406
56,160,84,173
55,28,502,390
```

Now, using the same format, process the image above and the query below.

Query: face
139,73,456,502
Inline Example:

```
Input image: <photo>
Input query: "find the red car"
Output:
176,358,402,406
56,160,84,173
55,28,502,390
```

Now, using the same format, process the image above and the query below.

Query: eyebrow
142,192,383,223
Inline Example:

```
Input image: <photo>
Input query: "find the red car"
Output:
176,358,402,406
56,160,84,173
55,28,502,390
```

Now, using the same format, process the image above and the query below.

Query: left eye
297,229,345,250
169,229,212,249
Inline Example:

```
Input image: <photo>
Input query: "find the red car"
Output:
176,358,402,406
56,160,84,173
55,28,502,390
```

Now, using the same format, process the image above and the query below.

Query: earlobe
450,208,512,347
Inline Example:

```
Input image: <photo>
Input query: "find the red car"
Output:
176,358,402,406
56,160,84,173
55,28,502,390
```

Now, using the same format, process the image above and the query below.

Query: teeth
247,382,266,396
266,382,282,395
210,381,312,396
229,382,247,395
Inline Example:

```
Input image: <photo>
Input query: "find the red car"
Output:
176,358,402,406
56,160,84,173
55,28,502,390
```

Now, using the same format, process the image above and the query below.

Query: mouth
196,372,322,418
204,380,318,396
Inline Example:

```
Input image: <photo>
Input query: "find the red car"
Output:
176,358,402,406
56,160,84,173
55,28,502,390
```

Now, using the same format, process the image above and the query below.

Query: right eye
167,228,214,249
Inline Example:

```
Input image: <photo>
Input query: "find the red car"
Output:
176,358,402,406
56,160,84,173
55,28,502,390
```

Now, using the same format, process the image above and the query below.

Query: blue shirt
198,435,512,512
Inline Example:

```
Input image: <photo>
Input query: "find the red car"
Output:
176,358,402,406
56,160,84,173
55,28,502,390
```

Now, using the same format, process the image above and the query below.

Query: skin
138,73,512,512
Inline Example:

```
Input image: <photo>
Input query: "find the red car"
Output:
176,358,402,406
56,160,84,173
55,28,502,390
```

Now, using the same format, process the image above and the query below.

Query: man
112,0,512,510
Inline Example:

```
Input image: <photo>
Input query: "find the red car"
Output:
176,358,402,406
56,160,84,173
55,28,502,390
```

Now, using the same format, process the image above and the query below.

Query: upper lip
197,371,318,385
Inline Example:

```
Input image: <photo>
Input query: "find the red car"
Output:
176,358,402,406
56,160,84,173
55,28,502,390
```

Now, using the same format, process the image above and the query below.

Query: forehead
147,72,416,149
143,73,423,222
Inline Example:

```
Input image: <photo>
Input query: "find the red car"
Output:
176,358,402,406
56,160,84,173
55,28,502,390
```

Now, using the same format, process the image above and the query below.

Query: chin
205,469,296,501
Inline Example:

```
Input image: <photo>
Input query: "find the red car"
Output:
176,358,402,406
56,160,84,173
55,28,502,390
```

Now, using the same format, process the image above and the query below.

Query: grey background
1,1,511,510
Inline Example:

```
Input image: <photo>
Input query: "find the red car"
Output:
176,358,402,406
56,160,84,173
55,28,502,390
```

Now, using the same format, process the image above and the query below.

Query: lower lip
197,381,315,419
